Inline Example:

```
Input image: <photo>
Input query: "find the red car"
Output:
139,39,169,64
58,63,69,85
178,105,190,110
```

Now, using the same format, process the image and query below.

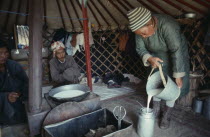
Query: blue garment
0,59,28,124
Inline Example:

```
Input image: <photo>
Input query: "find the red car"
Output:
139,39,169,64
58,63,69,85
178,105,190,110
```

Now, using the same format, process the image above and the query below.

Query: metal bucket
137,108,155,137
202,96,210,120
192,97,203,114
146,71,180,101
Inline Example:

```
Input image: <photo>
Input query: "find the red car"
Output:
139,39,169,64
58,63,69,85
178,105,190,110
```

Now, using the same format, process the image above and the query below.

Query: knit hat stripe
131,15,151,31
130,12,151,29
129,10,148,27
127,8,141,19
128,8,146,22
127,7,152,32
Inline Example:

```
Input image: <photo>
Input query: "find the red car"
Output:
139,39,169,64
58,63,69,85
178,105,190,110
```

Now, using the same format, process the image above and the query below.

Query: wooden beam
90,0,110,26
75,0,82,10
43,0,47,25
15,0,22,25
176,0,206,14
98,0,119,25
69,0,83,28
25,0,29,25
122,0,134,9
55,0,66,29
62,0,74,29
162,0,187,13
147,0,172,15
28,0,43,113
87,2,101,26
136,0,157,13
117,0,129,11
3,0,13,31
193,0,210,8
109,0,127,18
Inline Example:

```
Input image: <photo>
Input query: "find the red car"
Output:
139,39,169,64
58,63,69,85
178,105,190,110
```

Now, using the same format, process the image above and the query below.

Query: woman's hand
147,57,163,68
175,77,183,88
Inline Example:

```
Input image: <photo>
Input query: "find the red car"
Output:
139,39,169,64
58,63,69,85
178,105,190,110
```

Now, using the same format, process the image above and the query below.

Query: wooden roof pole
122,0,134,9
147,0,172,15
28,0,43,113
176,0,206,14
117,0,129,11
136,0,157,13
109,0,127,18
90,0,110,26
162,0,187,13
62,0,74,29
81,0,93,91
25,0,29,25
193,0,210,8
15,0,22,25
55,0,66,29
43,0,47,25
98,0,119,25
3,0,13,31
76,0,101,27
69,0,83,28
87,3,101,26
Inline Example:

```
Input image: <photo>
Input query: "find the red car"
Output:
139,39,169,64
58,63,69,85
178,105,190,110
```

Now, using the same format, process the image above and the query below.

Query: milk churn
137,108,155,137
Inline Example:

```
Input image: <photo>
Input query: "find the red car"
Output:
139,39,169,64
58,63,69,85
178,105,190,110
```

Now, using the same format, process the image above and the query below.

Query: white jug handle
147,64,167,87
158,65,167,87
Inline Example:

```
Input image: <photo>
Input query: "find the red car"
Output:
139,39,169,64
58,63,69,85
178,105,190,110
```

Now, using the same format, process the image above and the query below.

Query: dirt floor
101,91,210,137
1,82,210,137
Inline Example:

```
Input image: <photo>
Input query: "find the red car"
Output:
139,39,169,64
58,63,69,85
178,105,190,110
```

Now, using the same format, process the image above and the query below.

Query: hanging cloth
119,33,129,51
65,34,73,56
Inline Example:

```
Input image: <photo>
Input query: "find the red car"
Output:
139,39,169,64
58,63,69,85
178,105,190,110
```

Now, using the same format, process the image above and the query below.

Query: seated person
49,41,81,86
0,41,28,125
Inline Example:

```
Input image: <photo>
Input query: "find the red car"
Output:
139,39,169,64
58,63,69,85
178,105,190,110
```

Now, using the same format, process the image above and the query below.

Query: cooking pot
49,84,90,102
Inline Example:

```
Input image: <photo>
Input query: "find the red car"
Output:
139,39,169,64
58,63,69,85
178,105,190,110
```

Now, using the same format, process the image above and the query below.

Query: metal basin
49,84,90,102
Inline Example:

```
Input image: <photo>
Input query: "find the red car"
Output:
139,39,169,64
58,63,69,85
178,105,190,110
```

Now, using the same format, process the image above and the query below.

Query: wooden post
82,0,93,91
28,0,43,113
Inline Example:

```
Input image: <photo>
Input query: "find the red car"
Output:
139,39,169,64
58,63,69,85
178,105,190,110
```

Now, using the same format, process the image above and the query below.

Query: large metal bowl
49,84,90,102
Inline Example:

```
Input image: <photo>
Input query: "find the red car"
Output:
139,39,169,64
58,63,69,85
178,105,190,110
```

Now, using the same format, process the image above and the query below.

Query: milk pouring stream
137,89,163,137
146,89,163,113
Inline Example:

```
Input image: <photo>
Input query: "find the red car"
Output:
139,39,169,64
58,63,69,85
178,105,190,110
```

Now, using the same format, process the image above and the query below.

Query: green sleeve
162,20,185,78
135,35,152,66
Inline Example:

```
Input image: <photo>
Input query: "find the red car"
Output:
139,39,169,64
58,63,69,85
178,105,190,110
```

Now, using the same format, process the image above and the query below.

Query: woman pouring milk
127,7,190,129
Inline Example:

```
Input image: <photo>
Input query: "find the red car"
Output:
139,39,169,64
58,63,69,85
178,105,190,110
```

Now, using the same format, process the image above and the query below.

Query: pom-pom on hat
127,7,151,32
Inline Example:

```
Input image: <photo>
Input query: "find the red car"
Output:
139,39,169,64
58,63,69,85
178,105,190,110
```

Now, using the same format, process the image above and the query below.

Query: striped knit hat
127,7,151,32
